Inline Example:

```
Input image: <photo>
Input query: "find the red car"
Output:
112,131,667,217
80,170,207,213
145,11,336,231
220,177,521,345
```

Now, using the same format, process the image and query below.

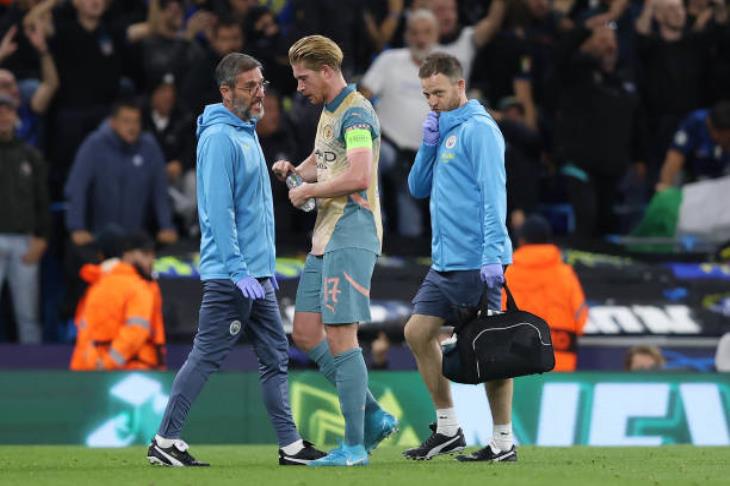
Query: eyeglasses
237,79,270,95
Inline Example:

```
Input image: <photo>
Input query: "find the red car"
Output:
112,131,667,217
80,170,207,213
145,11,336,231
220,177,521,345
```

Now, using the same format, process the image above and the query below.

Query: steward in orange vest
70,230,166,370
502,215,587,371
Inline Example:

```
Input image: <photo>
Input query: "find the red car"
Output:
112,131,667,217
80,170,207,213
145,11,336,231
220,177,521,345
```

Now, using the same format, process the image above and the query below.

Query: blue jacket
408,100,512,270
196,103,276,282
65,122,173,233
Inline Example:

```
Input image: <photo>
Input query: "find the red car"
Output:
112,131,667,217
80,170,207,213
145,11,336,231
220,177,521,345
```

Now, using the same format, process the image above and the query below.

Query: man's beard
231,96,264,122
411,46,433,63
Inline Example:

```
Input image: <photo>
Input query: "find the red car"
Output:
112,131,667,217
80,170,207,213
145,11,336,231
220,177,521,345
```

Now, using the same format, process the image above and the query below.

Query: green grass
1,446,729,486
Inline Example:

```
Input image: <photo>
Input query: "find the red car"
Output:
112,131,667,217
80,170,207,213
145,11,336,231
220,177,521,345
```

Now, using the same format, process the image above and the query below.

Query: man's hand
25,19,48,54
289,182,314,208
71,230,94,246
156,229,178,245
272,160,297,182
236,276,265,300
22,237,47,264
166,160,183,182
0,25,18,62
422,111,440,146
480,264,504,289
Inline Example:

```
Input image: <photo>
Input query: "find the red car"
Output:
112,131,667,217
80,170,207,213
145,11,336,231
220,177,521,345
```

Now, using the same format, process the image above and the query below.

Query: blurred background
0,0,728,449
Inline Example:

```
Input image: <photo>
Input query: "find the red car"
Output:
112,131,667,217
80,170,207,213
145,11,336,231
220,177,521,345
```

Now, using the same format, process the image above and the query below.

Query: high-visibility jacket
502,244,588,371
69,260,166,370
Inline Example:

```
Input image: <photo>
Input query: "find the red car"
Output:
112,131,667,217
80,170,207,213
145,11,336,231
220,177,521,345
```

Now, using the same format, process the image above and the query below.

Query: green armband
345,128,373,150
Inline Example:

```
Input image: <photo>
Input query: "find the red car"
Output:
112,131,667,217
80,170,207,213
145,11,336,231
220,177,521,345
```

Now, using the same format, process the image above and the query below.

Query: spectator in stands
143,72,197,235
64,99,177,247
181,16,243,114
553,20,643,238
0,18,59,147
503,215,588,372
360,8,439,237
25,0,150,198
0,93,48,344
244,6,293,95
135,0,204,92
656,101,730,190
625,345,665,370
429,0,507,83
635,0,727,172
256,88,301,243
490,97,542,231
70,228,166,370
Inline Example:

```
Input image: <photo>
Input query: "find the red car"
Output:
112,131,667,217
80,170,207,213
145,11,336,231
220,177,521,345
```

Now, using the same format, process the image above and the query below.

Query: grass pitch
1,445,728,486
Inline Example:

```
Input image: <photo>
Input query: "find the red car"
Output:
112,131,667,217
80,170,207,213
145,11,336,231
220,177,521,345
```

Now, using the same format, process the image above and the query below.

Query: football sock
436,407,460,437
333,347,368,446
154,434,176,448
308,340,380,416
490,423,514,452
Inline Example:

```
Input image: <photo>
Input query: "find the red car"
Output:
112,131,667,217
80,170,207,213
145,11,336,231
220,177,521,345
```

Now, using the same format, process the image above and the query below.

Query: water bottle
285,172,316,212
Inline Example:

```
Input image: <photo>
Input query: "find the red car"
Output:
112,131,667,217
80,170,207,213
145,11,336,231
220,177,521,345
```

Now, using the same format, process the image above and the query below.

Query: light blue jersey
196,104,276,282
408,100,512,271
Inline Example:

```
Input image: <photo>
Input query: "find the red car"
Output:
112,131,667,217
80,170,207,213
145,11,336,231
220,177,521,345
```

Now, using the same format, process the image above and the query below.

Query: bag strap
479,281,519,315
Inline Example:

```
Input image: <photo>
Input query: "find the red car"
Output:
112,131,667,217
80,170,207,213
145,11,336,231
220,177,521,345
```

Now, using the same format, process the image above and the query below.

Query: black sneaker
456,444,517,462
403,423,466,460
147,437,210,467
279,440,327,465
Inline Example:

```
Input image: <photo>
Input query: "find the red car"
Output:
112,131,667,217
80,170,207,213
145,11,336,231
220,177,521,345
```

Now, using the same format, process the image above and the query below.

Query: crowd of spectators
0,0,729,346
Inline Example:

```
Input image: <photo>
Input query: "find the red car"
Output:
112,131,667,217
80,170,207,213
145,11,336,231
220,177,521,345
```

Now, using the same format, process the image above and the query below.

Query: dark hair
213,15,242,36
110,98,142,117
418,52,464,81
709,101,730,131
518,214,553,244
215,52,262,88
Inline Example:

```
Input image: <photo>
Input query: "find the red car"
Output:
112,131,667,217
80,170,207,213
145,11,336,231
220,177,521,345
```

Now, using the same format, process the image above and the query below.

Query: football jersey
310,84,383,256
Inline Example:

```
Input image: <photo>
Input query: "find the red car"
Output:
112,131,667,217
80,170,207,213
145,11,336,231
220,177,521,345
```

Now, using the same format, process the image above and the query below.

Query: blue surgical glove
236,276,265,300
422,111,440,146
480,264,504,289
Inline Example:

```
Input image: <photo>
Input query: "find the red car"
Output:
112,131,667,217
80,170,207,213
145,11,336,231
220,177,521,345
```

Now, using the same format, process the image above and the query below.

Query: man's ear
219,84,230,103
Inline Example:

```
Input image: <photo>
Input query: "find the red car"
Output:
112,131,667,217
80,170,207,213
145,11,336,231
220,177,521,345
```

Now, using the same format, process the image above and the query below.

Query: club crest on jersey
445,135,457,149
322,124,334,141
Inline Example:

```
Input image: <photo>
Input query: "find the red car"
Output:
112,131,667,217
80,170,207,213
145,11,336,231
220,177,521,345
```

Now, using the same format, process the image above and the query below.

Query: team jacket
408,100,512,270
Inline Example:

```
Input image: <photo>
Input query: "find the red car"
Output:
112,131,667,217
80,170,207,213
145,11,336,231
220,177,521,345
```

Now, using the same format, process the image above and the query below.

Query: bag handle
479,281,519,315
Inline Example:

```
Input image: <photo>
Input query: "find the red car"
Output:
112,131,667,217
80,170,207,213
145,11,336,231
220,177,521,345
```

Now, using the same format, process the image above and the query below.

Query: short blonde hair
288,35,343,72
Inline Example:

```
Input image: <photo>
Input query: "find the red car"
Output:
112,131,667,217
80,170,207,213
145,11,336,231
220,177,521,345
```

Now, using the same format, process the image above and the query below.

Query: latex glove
270,275,279,291
236,276,265,300
422,111,440,146
480,264,504,289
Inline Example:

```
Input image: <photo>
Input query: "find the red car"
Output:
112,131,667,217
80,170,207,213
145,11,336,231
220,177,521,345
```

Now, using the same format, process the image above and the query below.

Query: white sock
155,434,176,448
436,408,460,437
281,439,304,455
490,423,513,452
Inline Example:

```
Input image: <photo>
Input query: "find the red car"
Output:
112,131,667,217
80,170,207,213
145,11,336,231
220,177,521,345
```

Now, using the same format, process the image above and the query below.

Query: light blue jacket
196,104,276,282
408,100,512,271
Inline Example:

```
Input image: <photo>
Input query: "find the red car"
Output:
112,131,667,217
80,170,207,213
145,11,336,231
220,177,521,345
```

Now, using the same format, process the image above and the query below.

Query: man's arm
656,149,685,190
104,284,155,369
469,122,509,265
296,152,318,182
25,20,58,115
408,144,437,199
290,127,373,205
199,132,249,282
472,0,507,48
568,267,589,334
64,138,96,234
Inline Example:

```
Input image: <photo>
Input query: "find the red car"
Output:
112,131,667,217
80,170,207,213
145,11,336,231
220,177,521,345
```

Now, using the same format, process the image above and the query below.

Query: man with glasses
147,53,325,467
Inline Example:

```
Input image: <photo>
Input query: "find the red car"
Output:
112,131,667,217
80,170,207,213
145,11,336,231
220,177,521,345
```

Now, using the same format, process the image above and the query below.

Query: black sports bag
442,283,556,384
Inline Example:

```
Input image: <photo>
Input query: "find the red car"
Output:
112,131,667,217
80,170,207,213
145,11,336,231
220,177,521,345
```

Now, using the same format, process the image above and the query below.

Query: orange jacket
69,260,166,370
502,244,588,372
